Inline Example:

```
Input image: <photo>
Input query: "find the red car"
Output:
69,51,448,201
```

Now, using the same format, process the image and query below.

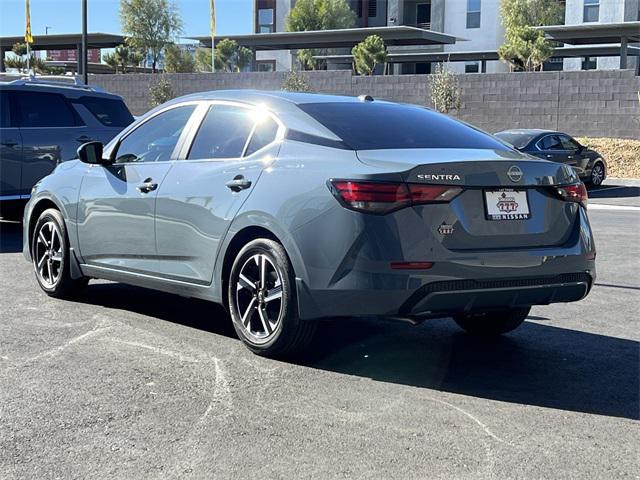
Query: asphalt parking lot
0,185,638,479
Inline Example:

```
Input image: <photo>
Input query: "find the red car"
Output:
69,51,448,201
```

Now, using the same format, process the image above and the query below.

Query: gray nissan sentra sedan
23,90,596,357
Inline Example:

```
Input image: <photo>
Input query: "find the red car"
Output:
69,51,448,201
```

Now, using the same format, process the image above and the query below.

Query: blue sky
0,0,253,38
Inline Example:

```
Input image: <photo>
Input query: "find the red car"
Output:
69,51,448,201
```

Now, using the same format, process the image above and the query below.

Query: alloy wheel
235,253,284,341
591,164,604,186
34,221,63,288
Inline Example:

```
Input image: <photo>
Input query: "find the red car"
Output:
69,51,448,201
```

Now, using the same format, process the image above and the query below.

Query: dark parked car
0,78,134,218
494,129,607,186
23,91,595,357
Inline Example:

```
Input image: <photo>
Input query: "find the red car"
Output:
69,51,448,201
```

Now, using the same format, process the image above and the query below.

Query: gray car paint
23,91,596,321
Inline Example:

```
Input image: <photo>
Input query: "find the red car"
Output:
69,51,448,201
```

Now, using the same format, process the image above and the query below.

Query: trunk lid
356,148,581,250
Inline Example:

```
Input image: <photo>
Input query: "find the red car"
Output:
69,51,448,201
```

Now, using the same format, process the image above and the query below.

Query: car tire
227,238,316,358
32,208,88,298
453,307,530,335
588,162,605,187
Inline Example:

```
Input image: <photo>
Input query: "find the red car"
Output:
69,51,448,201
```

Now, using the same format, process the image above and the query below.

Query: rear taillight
556,183,588,209
329,180,462,214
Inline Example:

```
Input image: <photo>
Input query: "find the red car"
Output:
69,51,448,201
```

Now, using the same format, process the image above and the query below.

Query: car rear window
494,131,537,149
297,102,508,151
78,96,134,127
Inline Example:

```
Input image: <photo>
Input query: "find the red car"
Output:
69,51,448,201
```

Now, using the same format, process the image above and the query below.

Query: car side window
245,117,279,156
0,92,10,128
559,135,580,151
114,105,196,164
540,135,563,151
187,105,255,160
13,91,81,127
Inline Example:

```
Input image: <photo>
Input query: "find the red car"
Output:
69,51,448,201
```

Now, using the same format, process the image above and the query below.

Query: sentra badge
417,174,461,181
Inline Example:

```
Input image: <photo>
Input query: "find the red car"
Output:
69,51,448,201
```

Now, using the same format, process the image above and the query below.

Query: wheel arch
218,218,308,312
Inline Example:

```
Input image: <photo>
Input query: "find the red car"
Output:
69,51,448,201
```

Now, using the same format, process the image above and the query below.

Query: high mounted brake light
555,183,588,209
329,180,462,214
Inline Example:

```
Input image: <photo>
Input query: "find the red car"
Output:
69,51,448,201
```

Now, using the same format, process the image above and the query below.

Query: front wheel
453,307,530,336
32,208,88,298
227,238,315,358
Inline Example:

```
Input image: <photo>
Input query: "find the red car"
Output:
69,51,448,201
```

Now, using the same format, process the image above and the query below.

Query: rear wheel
453,307,530,335
32,208,88,298
588,162,605,186
227,238,316,358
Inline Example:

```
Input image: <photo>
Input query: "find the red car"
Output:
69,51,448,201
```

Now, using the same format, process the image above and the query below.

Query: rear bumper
296,271,594,320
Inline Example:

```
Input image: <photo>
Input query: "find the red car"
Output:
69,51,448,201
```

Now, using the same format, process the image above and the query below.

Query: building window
354,0,377,18
416,3,431,28
543,56,563,71
582,56,597,70
466,0,481,28
583,0,599,23
465,62,480,73
256,60,276,72
256,0,275,33
368,0,377,17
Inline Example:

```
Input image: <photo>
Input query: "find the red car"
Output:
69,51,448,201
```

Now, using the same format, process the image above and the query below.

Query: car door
0,90,23,200
154,102,282,284
558,134,588,177
13,90,90,195
76,103,197,274
536,134,569,165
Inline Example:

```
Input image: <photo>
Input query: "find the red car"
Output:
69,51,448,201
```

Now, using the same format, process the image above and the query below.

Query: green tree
103,44,143,73
12,42,28,57
214,39,253,72
6,42,63,75
285,0,356,71
163,44,196,73
195,47,213,72
429,63,461,114
149,75,174,107
281,70,312,92
119,0,183,73
352,35,386,75
498,0,563,71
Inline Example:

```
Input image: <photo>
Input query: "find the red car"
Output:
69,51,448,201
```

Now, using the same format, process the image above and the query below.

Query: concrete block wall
89,69,640,139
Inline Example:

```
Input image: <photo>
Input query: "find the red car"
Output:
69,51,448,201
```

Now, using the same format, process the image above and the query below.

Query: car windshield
494,131,537,149
297,102,510,151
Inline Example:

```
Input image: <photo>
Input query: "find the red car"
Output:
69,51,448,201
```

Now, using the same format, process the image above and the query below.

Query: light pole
45,26,52,34
81,0,88,84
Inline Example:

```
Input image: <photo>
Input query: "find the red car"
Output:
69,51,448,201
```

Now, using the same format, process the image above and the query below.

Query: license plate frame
484,188,531,221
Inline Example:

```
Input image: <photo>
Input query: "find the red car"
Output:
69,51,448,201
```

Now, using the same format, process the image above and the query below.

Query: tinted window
494,131,537,149
298,102,509,151
114,105,195,163
540,135,563,151
78,96,134,127
188,105,255,159
245,117,279,156
0,92,10,128
559,135,580,151
14,91,81,127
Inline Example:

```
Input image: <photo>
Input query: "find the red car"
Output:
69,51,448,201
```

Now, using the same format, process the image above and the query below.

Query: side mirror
77,141,109,165
576,144,585,153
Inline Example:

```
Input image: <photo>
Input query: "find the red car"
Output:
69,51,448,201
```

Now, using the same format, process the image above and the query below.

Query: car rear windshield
494,131,537,149
297,102,509,151
78,96,134,127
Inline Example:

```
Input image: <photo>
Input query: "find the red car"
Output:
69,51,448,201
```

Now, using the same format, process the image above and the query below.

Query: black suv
0,78,134,217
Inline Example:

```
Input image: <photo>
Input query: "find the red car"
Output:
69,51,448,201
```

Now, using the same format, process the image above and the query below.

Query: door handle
76,135,93,143
225,175,252,192
567,155,573,159
546,154,553,158
137,178,158,193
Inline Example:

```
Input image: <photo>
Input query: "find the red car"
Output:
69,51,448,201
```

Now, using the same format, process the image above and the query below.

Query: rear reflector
390,261,434,270
330,180,462,214
556,183,588,208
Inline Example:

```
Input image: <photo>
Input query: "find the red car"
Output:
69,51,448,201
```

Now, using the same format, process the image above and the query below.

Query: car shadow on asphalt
299,316,639,421
588,185,640,199
0,220,23,254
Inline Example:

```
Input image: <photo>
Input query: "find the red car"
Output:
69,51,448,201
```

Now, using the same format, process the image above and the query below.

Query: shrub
281,70,312,92
149,76,174,107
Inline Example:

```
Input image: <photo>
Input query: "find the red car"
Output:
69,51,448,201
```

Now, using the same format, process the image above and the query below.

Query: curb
603,178,640,187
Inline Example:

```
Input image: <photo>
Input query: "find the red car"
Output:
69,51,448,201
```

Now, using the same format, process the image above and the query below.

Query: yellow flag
210,0,216,38
25,0,34,44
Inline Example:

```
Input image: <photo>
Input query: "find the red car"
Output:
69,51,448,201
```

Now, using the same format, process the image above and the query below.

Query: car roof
0,79,124,100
